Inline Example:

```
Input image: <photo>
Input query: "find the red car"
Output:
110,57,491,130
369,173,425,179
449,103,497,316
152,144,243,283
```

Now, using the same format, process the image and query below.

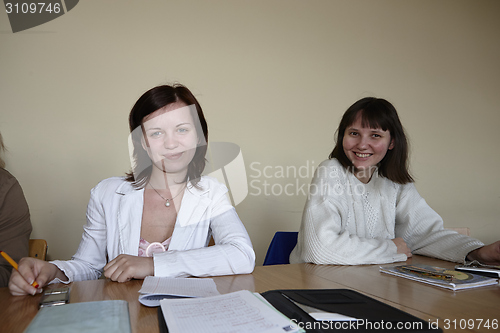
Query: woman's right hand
392,237,412,258
8,257,67,296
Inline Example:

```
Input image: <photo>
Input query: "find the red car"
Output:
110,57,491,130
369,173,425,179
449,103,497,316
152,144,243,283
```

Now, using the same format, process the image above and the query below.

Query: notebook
24,300,131,333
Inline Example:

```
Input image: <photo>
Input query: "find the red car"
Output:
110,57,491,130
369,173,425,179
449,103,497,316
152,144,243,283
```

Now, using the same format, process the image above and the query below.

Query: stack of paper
380,264,499,290
138,276,220,307
160,290,303,333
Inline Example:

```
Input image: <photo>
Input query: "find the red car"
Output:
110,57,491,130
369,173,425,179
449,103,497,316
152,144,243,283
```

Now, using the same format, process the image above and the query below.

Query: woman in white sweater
290,97,500,265
10,84,255,296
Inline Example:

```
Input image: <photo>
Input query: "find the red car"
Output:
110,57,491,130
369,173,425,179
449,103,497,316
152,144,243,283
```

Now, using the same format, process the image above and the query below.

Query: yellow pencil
0,251,39,288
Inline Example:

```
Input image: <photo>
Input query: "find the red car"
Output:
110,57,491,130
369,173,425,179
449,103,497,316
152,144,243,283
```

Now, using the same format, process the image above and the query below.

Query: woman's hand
466,241,500,265
103,255,154,282
392,237,412,258
9,257,67,296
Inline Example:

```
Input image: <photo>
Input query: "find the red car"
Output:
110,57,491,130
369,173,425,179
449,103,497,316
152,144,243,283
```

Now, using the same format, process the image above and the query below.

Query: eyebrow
145,122,193,130
348,127,385,132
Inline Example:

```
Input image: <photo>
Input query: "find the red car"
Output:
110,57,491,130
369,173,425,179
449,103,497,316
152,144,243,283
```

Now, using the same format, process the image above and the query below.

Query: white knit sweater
289,159,484,265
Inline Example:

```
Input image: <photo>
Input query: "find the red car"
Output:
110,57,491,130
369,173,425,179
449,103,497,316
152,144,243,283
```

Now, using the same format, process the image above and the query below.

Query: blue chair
263,231,298,266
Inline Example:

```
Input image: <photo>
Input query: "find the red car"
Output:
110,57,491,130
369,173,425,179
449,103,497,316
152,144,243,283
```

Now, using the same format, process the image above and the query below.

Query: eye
177,127,189,133
349,131,359,136
372,133,381,138
149,130,163,138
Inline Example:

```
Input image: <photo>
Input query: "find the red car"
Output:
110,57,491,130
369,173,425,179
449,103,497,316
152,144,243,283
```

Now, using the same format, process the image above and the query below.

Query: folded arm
153,207,255,278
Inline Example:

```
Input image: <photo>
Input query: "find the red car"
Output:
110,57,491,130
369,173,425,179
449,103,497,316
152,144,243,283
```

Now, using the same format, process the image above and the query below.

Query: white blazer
52,176,255,282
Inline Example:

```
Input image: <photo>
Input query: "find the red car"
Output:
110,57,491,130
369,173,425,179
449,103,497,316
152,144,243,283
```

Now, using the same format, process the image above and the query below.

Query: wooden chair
447,227,470,236
29,239,48,261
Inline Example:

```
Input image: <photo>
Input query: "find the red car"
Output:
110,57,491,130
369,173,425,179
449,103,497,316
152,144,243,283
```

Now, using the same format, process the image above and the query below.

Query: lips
164,152,184,160
354,152,372,158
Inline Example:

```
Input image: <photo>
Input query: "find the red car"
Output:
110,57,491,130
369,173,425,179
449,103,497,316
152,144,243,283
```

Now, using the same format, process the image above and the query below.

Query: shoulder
188,176,228,196
396,181,420,200
0,168,14,180
0,168,23,198
0,168,16,186
313,158,350,184
318,158,343,169
91,176,133,196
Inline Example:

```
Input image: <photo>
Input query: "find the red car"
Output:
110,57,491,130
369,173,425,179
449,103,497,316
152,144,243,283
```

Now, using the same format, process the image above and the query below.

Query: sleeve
290,164,407,265
50,184,107,283
395,183,484,263
153,186,255,278
0,175,32,287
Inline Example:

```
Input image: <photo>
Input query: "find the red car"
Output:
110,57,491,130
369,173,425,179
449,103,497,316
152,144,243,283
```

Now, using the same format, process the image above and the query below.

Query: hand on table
392,237,412,258
104,254,154,282
467,240,500,265
9,257,67,296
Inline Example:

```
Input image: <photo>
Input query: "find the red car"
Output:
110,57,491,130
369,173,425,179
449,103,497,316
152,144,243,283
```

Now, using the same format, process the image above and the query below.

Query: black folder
158,289,442,332
261,289,441,332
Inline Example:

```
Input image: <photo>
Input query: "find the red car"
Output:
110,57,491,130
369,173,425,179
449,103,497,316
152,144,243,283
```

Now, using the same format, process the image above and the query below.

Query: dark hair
0,132,5,169
126,84,208,189
329,97,413,184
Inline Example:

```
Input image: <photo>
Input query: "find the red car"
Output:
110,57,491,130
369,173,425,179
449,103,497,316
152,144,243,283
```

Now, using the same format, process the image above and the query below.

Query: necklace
149,182,186,207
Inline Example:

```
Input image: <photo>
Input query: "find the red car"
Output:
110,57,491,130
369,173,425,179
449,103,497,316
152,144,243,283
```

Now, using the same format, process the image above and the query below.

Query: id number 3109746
5,2,62,14
429,319,498,330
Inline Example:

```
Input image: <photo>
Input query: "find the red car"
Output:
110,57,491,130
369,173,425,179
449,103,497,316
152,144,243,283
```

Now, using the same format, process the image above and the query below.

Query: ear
388,138,395,150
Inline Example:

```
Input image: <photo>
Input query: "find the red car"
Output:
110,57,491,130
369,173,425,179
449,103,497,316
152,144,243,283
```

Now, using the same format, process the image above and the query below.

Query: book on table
24,300,131,333
380,264,498,290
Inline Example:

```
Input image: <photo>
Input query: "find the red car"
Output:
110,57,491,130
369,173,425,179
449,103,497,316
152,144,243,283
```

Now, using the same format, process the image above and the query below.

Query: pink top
138,237,172,257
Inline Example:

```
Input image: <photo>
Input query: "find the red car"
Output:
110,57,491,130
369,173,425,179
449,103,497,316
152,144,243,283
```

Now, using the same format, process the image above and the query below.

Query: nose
356,135,369,150
163,133,178,149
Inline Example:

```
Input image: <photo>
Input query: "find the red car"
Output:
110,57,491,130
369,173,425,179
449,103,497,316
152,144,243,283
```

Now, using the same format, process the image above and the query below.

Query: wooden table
0,255,498,332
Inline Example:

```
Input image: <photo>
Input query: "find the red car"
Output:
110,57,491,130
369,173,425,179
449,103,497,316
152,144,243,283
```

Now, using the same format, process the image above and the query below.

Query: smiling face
342,114,394,183
141,102,199,180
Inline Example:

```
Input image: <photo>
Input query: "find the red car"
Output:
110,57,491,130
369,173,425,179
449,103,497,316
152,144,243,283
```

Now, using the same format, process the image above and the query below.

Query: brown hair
0,133,5,169
126,84,208,189
329,97,413,184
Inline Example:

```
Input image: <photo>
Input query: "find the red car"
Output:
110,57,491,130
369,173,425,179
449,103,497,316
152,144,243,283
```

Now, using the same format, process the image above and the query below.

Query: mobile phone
39,287,70,307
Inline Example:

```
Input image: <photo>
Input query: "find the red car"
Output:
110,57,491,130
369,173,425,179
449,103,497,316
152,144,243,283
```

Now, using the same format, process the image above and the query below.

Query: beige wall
1,0,499,264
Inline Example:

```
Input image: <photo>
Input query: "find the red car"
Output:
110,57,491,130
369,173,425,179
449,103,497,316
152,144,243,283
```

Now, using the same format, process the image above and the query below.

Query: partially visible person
0,133,32,287
9,84,255,296
290,97,500,266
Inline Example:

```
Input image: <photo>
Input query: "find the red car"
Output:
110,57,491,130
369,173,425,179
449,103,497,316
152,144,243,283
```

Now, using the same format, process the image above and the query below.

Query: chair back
29,239,48,261
263,231,298,266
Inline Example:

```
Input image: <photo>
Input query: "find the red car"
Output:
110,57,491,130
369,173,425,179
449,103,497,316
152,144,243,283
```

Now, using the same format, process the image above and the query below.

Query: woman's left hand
466,241,500,265
103,254,154,282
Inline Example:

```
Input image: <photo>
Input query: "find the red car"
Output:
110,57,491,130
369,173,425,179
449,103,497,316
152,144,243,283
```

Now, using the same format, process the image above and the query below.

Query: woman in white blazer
9,84,255,295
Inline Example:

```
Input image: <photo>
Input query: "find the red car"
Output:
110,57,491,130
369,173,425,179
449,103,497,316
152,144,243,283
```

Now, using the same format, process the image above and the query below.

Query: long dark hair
126,84,208,189
329,97,413,184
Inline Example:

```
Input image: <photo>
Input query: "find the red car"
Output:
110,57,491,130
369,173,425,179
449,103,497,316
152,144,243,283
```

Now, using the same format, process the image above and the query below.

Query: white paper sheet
160,290,301,333
138,276,220,307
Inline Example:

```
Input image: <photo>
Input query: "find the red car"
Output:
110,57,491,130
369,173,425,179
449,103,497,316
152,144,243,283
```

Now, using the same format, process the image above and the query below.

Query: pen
0,251,40,288
398,266,454,281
